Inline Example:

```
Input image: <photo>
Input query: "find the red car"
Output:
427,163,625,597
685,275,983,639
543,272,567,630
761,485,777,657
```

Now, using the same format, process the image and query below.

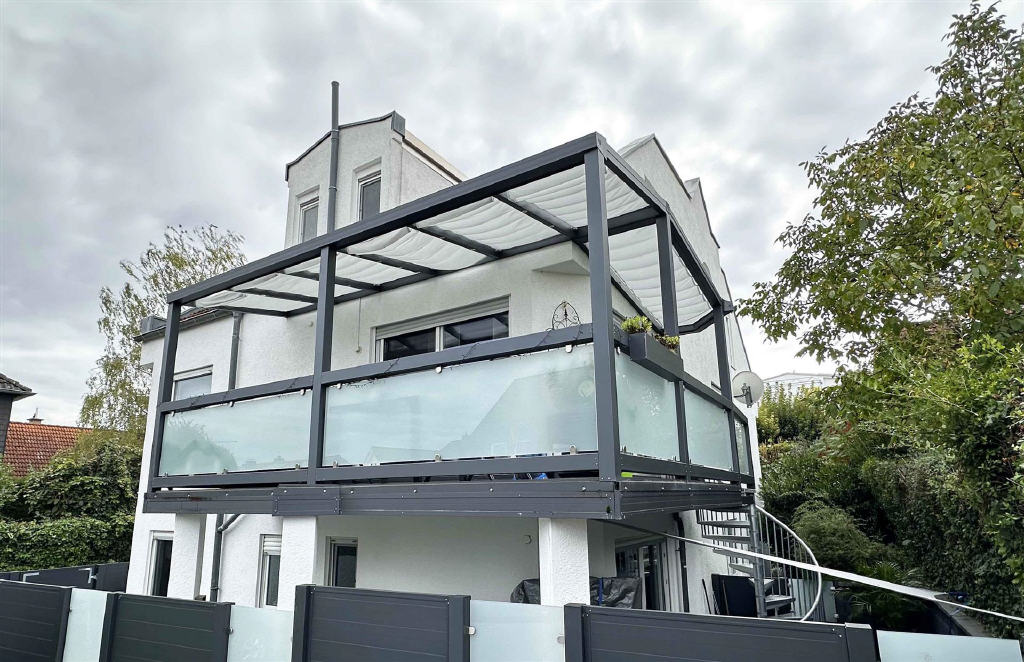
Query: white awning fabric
192,158,710,327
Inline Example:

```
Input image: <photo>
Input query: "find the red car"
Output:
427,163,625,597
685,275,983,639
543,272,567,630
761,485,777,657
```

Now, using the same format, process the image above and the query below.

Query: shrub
0,514,134,571
791,501,882,570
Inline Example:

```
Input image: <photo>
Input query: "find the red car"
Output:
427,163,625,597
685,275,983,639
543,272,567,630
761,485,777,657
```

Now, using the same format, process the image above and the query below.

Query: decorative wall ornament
551,301,580,330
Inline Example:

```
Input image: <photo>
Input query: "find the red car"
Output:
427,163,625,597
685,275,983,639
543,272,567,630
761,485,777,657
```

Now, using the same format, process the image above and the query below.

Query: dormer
282,112,464,247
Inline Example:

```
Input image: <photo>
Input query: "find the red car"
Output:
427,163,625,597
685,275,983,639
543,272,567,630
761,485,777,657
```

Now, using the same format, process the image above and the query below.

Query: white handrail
755,504,823,621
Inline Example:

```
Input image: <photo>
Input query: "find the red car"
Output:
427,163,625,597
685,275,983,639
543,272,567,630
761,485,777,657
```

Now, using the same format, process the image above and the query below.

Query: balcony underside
142,478,751,519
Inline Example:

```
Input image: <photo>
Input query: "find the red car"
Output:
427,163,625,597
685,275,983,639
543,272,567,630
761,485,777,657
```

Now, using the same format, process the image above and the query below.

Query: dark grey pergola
145,120,754,518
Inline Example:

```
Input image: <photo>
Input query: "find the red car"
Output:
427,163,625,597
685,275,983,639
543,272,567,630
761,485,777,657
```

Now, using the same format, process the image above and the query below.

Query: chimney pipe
326,81,340,233
28,408,42,424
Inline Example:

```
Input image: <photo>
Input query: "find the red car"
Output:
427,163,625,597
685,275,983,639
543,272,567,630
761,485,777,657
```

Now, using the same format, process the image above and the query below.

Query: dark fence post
448,595,470,662
0,580,72,662
844,623,879,661
563,603,585,662
291,584,314,662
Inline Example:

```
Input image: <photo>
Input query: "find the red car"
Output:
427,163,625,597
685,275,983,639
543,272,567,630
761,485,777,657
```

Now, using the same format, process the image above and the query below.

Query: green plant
655,334,679,350
847,561,928,630
791,501,882,570
0,514,134,571
620,315,653,335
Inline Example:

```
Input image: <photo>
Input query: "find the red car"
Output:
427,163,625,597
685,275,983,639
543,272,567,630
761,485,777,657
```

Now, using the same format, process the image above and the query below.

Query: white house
126,109,776,618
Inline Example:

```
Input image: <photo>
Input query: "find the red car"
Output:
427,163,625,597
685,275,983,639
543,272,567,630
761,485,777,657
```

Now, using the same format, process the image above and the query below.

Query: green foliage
745,3,1024,636
756,384,829,445
621,315,653,335
0,515,134,572
15,434,142,520
848,561,928,630
791,501,882,570
743,3,1024,363
0,434,141,571
80,224,246,438
655,334,679,350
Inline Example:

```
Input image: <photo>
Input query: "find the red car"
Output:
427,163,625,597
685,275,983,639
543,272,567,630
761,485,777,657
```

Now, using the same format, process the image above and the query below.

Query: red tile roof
3,422,88,477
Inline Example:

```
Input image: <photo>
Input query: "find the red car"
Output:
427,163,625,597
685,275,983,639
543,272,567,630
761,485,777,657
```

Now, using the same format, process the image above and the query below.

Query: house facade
125,112,762,616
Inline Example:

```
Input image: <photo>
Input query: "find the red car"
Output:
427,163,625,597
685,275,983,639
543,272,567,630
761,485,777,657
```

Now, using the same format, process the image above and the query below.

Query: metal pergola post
147,302,180,485
307,247,336,481
714,306,740,473
656,214,688,464
585,148,620,482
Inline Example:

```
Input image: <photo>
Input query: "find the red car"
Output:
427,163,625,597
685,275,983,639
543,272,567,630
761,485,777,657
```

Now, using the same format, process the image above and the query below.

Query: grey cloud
3,1,1020,423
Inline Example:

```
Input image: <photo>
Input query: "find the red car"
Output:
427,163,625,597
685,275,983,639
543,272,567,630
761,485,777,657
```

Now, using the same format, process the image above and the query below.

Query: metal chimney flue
326,81,340,233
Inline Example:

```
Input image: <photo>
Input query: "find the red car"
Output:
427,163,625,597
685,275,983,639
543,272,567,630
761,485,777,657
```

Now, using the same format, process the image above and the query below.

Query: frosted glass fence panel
323,345,597,466
877,630,1023,662
684,389,734,470
63,588,108,662
227,605,293,662
616,355,679,461
470,601,564,662
160,390,311,475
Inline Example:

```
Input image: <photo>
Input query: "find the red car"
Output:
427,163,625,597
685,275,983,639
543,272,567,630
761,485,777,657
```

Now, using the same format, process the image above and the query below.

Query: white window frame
357,171,382,221
146,531,174,596
373,298,510,362
300,198,320,243
257,534,282,608
172,366,212,400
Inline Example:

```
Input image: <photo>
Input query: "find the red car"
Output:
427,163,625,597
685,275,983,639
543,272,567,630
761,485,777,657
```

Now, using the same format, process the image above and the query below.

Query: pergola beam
233,287,319,305
414,226,502,259
494,194,579,238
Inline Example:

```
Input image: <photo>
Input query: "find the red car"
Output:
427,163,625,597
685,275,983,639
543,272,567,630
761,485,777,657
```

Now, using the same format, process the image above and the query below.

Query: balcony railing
152,325,753,488
148,134,755,494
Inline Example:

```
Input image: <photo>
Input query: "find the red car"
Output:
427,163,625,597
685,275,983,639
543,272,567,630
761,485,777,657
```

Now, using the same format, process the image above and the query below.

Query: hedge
0,514,134,572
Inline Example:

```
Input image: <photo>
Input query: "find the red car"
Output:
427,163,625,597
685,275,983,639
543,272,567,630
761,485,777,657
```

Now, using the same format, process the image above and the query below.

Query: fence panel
22,565,96,589
98,593,232,662
563,605,876,662
292,585,469,662
0,579,72,662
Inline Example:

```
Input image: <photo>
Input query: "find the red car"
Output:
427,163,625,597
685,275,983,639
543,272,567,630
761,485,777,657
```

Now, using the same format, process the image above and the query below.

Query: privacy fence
1,580,1021,662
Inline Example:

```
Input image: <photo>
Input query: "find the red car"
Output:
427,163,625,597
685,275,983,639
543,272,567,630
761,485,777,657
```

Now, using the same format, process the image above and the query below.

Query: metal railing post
584,148,620,482
749,504,768,618
147,302,180,487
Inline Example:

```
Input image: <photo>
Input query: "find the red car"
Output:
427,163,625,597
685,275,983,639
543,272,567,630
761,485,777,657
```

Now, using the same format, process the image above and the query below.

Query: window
376,302,509,361
149,534,173,597
173,370,212,400
329,540,357,588
301,201,319,242
258,535,282,607
358,174,381,220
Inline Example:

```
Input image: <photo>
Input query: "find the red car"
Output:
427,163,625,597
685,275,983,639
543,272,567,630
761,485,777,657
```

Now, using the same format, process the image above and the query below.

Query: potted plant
620,315,679,352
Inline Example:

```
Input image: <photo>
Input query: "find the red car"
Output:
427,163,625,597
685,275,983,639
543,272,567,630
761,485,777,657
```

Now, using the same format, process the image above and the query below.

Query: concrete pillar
167,513,206,600
278,516,321,611
538,518,590,606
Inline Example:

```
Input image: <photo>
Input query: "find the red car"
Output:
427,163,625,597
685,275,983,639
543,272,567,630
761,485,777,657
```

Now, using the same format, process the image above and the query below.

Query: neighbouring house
126,111,811,621
0,373,88,477
764,371,837,391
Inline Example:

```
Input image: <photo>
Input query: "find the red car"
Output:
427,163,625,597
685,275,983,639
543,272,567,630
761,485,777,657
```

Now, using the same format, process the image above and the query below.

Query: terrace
144,133,756,518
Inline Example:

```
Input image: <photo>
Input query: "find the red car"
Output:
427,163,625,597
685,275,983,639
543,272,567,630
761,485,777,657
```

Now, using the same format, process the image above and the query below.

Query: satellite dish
732,371,764,406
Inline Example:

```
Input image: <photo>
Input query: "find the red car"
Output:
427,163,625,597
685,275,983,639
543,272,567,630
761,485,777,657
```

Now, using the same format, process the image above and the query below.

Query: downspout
327,81,340,232
210,312,243,602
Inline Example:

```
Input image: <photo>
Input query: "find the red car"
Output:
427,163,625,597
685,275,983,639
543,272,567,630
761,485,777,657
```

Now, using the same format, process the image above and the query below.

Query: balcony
143,133,754,518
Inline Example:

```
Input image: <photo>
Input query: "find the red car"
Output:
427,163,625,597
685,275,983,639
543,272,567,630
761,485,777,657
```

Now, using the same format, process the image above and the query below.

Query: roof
135,308,233,342
3,421,88,476
0,373,34,400
284,112,405,182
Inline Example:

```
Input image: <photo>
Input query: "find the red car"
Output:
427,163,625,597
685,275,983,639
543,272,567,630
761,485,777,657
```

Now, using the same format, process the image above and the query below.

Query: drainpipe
210,312,243,602
327,81,340,232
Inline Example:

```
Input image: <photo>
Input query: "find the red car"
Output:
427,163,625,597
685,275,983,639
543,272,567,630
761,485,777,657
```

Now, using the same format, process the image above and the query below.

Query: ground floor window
149,534,173,597
258,535,282,607
329,540,358,588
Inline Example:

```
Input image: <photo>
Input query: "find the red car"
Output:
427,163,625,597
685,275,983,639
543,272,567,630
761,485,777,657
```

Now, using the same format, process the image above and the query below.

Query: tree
79,225,246,438
743,3,1023,363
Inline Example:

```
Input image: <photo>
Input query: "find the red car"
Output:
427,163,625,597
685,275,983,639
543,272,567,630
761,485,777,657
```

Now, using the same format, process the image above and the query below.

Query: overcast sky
2,1,1020,426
